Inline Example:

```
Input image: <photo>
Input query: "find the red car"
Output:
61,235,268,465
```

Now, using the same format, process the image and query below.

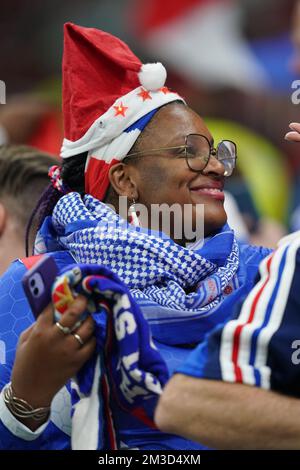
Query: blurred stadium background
1,0,300,242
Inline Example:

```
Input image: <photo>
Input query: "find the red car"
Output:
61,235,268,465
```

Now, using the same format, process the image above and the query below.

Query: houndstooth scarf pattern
36,192,240,343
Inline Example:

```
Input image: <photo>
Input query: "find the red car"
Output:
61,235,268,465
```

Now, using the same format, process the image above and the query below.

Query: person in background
155,225,300,449
154,124,300,450
154,0,300,448
0,145,57,275
286,0,300,231
0,97,51,146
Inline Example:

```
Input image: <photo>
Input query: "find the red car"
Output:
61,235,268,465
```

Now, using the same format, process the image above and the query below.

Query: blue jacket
177,236,300,397
0,243,271,450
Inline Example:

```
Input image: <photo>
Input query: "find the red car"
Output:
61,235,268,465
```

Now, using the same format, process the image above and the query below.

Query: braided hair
25,152,88,256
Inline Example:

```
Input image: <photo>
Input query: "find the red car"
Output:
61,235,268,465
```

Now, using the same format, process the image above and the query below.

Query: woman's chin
202,210,228,237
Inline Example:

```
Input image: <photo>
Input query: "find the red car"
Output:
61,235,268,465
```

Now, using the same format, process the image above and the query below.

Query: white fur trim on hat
138,63,167,91
61,86,185,159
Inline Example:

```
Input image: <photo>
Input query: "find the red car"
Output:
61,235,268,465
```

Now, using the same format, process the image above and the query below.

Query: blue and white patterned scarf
51,263,169,450
35,192,240,345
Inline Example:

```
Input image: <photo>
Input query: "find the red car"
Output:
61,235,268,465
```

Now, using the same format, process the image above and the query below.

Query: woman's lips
190,187,225,201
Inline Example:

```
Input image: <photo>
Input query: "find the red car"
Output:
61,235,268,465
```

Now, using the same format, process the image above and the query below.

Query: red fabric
63,23,142,142
21,255,44,270
27,111,63,158
232,254,274,383
85,156,120,201
130,0,215,36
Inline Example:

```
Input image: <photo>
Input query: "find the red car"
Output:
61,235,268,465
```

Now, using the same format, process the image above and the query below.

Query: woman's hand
285,122,300,142
10,295,96,429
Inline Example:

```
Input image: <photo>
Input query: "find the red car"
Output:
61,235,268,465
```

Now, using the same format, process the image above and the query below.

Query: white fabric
0,385,72,441
85,128,140,172
220,238,300,388
61,86,183,159
277,230,300,247
143,2,269,91
224,191,249,242
0,387,49,441
71,356,101,450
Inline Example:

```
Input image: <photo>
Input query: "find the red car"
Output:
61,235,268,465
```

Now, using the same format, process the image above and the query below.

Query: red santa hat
60,23,184,200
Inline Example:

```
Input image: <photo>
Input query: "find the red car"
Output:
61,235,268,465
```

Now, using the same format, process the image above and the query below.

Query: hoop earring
128,198,141,227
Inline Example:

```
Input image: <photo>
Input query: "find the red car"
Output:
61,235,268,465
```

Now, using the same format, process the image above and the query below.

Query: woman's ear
108,163,139,200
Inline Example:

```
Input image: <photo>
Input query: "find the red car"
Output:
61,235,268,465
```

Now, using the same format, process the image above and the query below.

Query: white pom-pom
138,63,167,91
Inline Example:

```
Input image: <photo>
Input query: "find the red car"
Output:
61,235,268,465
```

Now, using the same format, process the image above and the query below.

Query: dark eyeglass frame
125,133,237,176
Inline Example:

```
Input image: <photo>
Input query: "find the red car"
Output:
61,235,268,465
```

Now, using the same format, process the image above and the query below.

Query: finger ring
55,322,72,335
72,333,84,346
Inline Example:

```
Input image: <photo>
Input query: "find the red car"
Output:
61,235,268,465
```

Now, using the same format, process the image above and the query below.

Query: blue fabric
52,264,169,449
125,109,158,133
35,192,260,346
0,420,70,450
0,254,207,450
0,240,270,449
249,33,297,93
0,193,271,449
177,238,300,398
0,257,72,450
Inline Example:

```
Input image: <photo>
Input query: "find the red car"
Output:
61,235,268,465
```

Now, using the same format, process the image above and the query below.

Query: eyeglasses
125,133,237,176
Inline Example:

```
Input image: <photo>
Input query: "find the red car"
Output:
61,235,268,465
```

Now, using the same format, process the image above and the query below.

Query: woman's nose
202,153,225,177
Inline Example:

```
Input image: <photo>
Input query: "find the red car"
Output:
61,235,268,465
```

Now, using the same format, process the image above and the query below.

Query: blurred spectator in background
286,0,300,232
0,94,62,156
0,96,50,145
130,0,270,91
0,145,57,275
289,0,300,74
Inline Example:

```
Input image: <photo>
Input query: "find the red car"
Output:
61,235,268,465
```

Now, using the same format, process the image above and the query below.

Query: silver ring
72,333,84,346
55,322,72,335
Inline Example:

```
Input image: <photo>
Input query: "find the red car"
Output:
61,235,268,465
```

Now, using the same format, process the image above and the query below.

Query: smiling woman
105,102,230,240
0,23,272,451
123,104,229,235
